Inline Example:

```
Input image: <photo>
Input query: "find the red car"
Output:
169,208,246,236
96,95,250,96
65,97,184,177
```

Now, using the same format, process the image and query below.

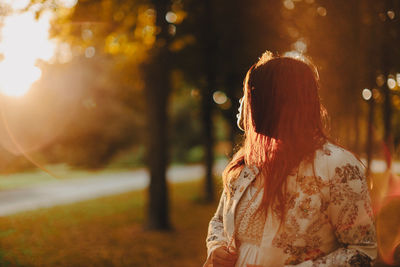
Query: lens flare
0,6,66,178
2,0,30,11
0,105,59,178
372,143,400,265
376,189,400,265
55,0,78,9
0,10,56,97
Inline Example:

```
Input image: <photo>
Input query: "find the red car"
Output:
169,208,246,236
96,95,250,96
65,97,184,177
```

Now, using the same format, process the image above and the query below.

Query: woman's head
239,52,325,138
238,51,328,166
225,51,329,221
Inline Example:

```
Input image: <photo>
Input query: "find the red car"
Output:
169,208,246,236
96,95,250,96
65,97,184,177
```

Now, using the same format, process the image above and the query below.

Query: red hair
223,52,329,222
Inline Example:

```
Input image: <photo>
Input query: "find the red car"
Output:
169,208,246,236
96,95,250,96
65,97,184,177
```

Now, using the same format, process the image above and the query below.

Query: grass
0,180,221,267
0,172,399,266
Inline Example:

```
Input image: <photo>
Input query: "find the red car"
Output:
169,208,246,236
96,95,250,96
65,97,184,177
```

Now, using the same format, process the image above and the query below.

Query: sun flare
0,9,56,97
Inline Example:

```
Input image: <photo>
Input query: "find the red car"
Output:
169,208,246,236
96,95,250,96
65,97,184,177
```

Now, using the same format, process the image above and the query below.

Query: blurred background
0,0,400,266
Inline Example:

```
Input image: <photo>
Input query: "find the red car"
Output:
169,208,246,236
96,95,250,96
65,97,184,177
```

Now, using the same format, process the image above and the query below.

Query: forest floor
0,179,219,267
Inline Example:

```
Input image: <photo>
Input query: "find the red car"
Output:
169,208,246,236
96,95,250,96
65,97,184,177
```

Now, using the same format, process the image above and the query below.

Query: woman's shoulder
239,164,260,181
315,141,362,164
226,164,259,187
313,141,365,179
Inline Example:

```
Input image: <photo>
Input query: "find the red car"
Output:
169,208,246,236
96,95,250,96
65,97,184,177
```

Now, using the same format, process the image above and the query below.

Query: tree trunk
382,0,393,153
202,81,215,203
144,0,171,230
221,0,244,157
352,0,363,154
201,0,217,203
366,98,375,177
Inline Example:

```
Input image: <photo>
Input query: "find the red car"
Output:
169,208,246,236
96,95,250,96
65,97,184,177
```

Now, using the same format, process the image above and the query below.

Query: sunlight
2,0,30,11
56,0,78,9
0,10,56,97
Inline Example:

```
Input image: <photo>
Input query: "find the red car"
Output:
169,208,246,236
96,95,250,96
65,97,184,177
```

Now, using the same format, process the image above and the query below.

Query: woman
204,52,377,267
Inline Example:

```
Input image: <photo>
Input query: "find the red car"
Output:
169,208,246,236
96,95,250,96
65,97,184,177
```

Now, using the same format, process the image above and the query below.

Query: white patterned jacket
205,142,377,266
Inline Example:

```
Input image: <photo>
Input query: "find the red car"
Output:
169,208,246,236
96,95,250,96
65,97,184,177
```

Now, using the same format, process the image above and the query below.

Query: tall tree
200,0,217,202
143,0,172,230
380,0,395,153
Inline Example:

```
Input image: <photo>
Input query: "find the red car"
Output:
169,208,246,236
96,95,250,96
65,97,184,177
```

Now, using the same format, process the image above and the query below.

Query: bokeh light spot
213,91,228,105
56,42,73,64
82,29,93,41
166,12,177,23
372,88,381,101
388,77,396,89
362,88,372,101
85,46,96,58
190,89,200,98
376,74,385,87
146,8,156,17
168,24,176,36
143,25,155,35
293,39,307,53
283,0,295,10
317,6,327,16
387,10,396,20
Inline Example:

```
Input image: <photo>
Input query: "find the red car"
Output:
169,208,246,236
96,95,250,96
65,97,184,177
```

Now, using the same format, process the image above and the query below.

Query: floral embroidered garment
205,142,377,266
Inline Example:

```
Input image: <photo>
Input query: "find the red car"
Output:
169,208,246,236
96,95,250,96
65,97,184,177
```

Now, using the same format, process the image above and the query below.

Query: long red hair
223,51,329,222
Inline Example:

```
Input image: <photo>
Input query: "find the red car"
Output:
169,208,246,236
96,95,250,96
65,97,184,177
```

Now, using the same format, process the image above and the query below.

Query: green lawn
0,180,221,267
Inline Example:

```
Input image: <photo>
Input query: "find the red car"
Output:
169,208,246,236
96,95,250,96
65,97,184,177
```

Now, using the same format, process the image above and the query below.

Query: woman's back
206,142,377,266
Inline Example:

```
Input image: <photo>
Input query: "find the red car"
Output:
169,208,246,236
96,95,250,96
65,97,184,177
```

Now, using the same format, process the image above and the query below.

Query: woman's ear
236,97,245,131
